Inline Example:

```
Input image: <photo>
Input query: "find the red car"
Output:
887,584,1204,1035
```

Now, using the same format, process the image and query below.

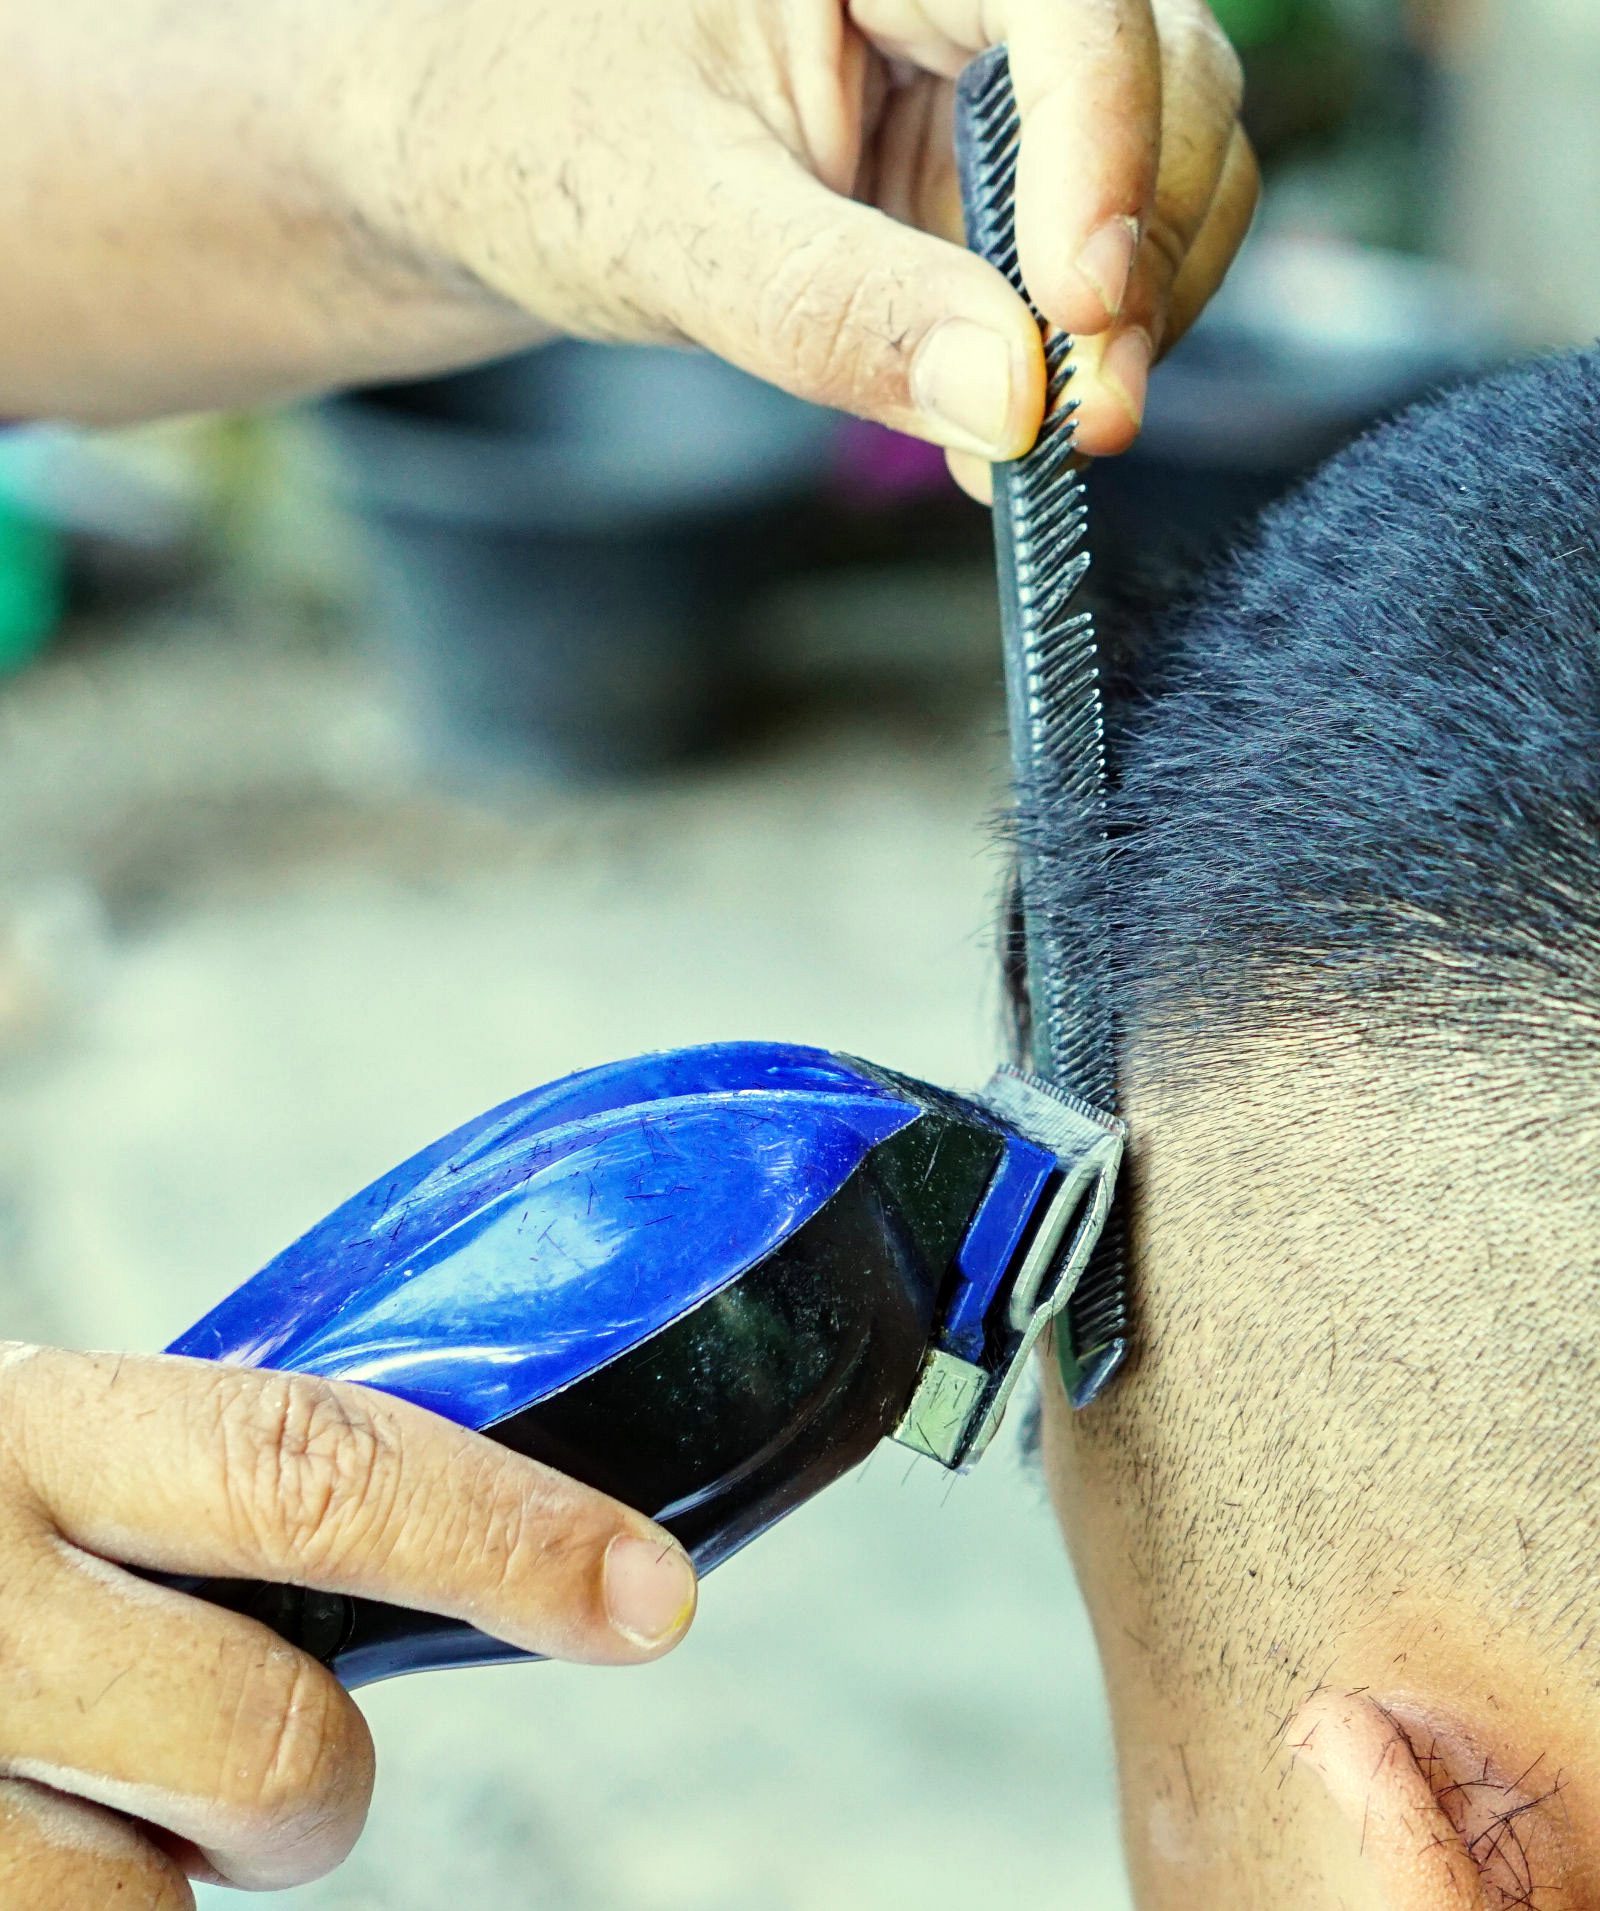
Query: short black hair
1027,344,1600,1069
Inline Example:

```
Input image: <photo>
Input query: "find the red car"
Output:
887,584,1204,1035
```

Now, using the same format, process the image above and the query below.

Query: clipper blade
955,45,1128,1405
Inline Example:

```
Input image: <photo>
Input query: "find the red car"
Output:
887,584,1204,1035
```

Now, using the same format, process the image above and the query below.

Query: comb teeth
955,46,1127,1402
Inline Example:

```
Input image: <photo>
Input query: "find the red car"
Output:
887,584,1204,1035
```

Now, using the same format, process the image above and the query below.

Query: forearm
0,0,1255,459
0,0,538,423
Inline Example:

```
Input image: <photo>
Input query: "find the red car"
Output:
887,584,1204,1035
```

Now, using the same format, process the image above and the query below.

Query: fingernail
604,1533,697,1649
911,319,1017,458
1102,326,1152,428
1076,216,1139,322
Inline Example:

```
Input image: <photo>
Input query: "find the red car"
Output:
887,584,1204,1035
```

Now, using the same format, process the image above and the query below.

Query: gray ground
0,561,1130,1909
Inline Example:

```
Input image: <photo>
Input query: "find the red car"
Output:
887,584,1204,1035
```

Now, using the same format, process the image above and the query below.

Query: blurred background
1,0,1593,1904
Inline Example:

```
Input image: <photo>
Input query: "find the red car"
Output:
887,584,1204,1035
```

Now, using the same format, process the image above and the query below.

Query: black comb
955,45,1128,1405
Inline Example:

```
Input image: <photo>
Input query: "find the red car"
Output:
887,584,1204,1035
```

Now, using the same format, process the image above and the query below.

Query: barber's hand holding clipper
0,1346,696,1905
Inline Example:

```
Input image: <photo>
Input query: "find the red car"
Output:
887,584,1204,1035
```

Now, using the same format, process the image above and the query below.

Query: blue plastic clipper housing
168,1042,1122,1686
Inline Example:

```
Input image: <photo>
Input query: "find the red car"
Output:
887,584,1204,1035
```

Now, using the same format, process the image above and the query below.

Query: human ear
1286,1688,1582,1910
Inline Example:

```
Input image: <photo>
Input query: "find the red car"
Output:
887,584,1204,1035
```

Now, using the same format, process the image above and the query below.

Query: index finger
1,1346,697,1664
1004,0,1163,335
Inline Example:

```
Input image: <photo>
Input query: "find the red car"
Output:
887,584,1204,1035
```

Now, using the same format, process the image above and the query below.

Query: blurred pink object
832,419,953,502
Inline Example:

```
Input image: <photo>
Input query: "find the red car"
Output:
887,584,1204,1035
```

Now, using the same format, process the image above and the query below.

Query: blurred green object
1212,0,1344,50
0,492,64,675
1213,0,1301,48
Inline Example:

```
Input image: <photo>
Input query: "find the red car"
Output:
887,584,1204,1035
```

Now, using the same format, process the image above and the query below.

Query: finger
682,138,1046,459
1062,6,1243,457
1067,326,1149,459
1118,0,1247,356
1004,0,1164,335
0,1528,371,1889
1068,119,1256,457
1162,120,1260,353
946,448,993,503
866,71,963,244
0,1775,192,1910
1,1345,697,1666
851,0,1163,333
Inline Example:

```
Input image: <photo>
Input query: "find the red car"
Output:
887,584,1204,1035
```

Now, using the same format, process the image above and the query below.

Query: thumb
682,142,1045,458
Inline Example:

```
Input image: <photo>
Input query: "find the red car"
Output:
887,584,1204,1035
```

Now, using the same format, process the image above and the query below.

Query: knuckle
754,231,908,415
210,1372,400,1569
216,1645,368,1834
1144,213,1190,287
445,1453,591,1605
1134,213,1191,320
1162,0,1246,112
448,1458,535,1594
1075,0,1162,57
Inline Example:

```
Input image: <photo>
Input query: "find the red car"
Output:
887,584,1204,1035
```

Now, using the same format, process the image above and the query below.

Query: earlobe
1287,1691,1486,1907
1286,1688,1572,1910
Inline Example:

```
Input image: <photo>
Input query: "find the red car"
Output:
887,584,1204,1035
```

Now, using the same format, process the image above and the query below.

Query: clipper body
167,1043,1121,1687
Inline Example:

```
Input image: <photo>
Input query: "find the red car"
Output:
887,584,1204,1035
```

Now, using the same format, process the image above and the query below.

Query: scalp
1065,1032,1600,1732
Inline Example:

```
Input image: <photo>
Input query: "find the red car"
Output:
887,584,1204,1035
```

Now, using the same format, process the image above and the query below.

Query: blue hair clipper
168,1043,1121,1685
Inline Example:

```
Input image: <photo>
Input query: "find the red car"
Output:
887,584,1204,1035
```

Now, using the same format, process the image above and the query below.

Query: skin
1040,1030,1600,1909
0,1346,697,1904
0,0,1259,493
